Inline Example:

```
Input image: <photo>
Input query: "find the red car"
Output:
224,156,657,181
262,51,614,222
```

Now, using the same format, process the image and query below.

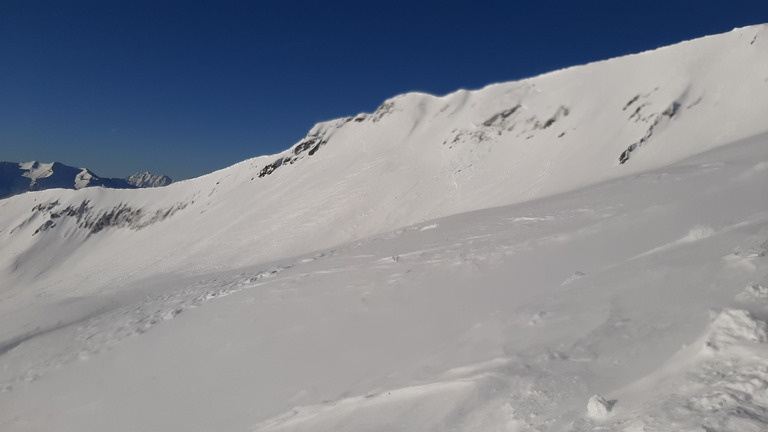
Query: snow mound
685,224,716,241
587,394,615,419
704,308,768,351
594,309,768,431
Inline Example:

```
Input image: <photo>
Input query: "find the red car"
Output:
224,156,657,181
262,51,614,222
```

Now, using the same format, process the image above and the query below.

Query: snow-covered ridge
0,161,173,199
0,161,131,199
1,24,766,299
126,172,173,188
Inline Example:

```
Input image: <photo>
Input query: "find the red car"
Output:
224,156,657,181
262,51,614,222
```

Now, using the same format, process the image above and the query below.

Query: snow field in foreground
0,133,766,431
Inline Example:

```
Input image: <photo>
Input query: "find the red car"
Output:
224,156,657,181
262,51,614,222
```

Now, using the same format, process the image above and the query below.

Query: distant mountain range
0,161,173,199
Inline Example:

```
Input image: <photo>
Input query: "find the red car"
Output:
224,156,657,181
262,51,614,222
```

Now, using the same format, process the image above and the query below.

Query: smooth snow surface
1,25,767,431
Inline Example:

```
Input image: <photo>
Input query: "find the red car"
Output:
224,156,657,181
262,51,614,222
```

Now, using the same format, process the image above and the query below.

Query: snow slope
1,25,766,301
1,131,767,432
0,25,767,431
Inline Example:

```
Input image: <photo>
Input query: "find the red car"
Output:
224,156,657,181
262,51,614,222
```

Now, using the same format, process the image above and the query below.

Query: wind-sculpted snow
0,25,767,432
582,309,768,432
0,263,295,392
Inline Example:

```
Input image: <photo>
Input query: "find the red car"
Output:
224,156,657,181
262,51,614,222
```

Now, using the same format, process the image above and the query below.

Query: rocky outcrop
126,172,173,188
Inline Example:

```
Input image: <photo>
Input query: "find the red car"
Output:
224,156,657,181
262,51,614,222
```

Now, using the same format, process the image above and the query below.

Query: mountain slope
0,25,767,431
1,25,765,300
1,130,766,432
126,172,173,188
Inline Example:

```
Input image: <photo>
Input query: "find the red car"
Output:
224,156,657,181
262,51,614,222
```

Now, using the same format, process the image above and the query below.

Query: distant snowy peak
18,161,57,184
126,172,173,188
0,161,173,199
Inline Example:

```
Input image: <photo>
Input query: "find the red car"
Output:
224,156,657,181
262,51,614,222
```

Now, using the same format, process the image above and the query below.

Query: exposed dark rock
483,105,521,127
619,98,683,164
293,139,315,156
662,101,681,118
619,145,635,164
29,199,190,236
126,172,173,188
622,95,640,111
86,204,143,234
371,101,395,123
257,124,336,179
258,158,285,178
447,104,571,145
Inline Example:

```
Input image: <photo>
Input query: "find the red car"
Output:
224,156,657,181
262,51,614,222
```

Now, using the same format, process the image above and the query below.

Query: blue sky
1,0,766,180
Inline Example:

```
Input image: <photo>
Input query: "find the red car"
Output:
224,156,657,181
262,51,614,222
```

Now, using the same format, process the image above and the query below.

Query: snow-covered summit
0,161,135,199
126,172,173,188
0,161,175,199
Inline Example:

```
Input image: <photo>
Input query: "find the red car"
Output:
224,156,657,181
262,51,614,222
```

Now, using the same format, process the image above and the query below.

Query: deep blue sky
1,0,766,180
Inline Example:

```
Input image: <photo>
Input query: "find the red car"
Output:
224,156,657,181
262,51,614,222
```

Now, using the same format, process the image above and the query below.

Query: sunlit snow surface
1,26,767,431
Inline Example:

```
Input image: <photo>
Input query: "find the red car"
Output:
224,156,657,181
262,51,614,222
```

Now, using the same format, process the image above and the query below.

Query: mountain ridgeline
0,25,766,290
0,161,173,199
126,172,174,188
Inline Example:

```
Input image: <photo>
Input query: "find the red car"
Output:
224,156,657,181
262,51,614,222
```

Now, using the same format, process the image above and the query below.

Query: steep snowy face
126,172,173,188
0,25,766,298
1,131,767,432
